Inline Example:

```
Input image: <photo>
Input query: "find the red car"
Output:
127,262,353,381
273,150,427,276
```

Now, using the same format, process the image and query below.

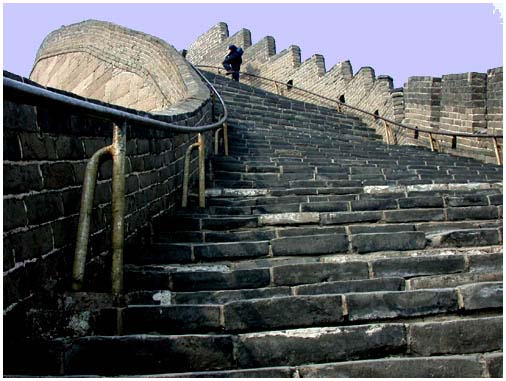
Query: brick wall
188,22,502,162
3,69,213,319
30,20,204,113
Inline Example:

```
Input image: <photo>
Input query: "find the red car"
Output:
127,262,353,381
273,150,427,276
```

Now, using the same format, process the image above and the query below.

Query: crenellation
188,22,501,162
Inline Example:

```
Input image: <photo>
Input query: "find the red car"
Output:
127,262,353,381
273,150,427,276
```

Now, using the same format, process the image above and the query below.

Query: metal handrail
4,64,229,300
196,65,502,164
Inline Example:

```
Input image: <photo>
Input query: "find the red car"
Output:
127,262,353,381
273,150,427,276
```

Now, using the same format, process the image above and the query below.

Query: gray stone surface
351,231,426,253
408,317,503,356
297,355,484,378
457,282,503,310
347,289,458,321
272,261,369,286
236,324,406,368
271,234,348,256
224,294,344,331
64,334,234,375
371,254,466,278
293,277,404,295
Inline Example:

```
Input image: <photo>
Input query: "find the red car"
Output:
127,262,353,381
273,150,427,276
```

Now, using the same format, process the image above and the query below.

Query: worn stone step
150,354,496,378
125,267,271,292
235,323,406,368
64,334,234,375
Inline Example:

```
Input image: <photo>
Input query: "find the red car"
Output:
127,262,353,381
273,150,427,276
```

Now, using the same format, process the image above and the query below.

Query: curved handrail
196,65,503,140
4,64,228,133
4,64,229,299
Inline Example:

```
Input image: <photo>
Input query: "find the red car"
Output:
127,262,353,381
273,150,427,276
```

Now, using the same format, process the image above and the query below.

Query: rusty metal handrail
4,64,229,299
197,65,503,164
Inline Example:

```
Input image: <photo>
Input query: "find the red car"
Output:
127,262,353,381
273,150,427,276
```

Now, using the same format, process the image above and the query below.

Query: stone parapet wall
30,20,209,115
3,71,213,314
188,22,502,162
486,67,503,136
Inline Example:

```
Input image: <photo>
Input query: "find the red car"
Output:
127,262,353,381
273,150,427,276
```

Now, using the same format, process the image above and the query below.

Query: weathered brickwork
30,20,208,114
188,22,502,162
4,72,213,314
486,67,503,136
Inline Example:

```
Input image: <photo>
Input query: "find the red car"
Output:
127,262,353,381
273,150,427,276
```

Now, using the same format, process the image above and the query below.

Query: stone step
128,240,270,264
125,249,502,292
89,282,504,341
141,353,502,378
7,315,501,376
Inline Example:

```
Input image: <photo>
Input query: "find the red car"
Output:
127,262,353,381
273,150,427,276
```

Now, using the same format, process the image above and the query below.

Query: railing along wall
198,65,503,165
3,65,228,301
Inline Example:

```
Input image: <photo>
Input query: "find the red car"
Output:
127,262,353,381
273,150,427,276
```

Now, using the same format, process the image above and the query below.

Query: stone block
407,272,502,290
122,305,222,334
224,295,344,331
202,216,258,230
19,133,57,160
320,211,382,225
40,162,76,189
351,232,426,253
170,268,271,292
297,355,484,378
194,241,269,260
484,352,503,378
172,287,291,305
24,192,64,226
447,206,499,221
348,223,415,234
236,323,406,368
271,234,348,256
9,224,54,262
272,261,369,286
294,277,404,296
427,228,500,248
350,199,397,211
457,282,503,310
157,367,294,378
446,195,489,207
300,201,348,212
371,255,466,278
347,289,458,321
398,197,444,209
4,163,44,194
258,212,319,226
468,252,503,273
408,316,502,356
64,335,234,375
383,209,445,223
3,198,27,231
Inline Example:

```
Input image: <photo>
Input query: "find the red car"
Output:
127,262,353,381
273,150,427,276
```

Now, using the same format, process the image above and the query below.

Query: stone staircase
7,71,503,377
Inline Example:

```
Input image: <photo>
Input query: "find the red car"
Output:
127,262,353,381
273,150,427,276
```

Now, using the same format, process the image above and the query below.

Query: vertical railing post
72,145,112,291
198,133,206,208
111,121,127,298
223,122,229,156
493,137,502,165
429,133,437,152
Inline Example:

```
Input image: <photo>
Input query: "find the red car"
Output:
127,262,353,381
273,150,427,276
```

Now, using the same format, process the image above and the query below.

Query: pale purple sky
3,3,503,88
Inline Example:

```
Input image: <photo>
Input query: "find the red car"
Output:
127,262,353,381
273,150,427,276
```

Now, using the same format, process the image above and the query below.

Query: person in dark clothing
222,44,243,82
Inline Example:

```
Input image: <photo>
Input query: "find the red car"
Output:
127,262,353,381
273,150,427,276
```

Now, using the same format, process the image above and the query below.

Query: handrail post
214,128,222,155
198,133,206,208
493,137,502,165
383,120,391,145
223,122,229,156
429,133,437,152
72,145,113,291
182,141,200,207
111,121,127,298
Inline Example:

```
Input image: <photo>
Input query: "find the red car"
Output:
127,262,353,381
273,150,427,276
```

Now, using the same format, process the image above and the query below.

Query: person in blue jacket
222,45,243,82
